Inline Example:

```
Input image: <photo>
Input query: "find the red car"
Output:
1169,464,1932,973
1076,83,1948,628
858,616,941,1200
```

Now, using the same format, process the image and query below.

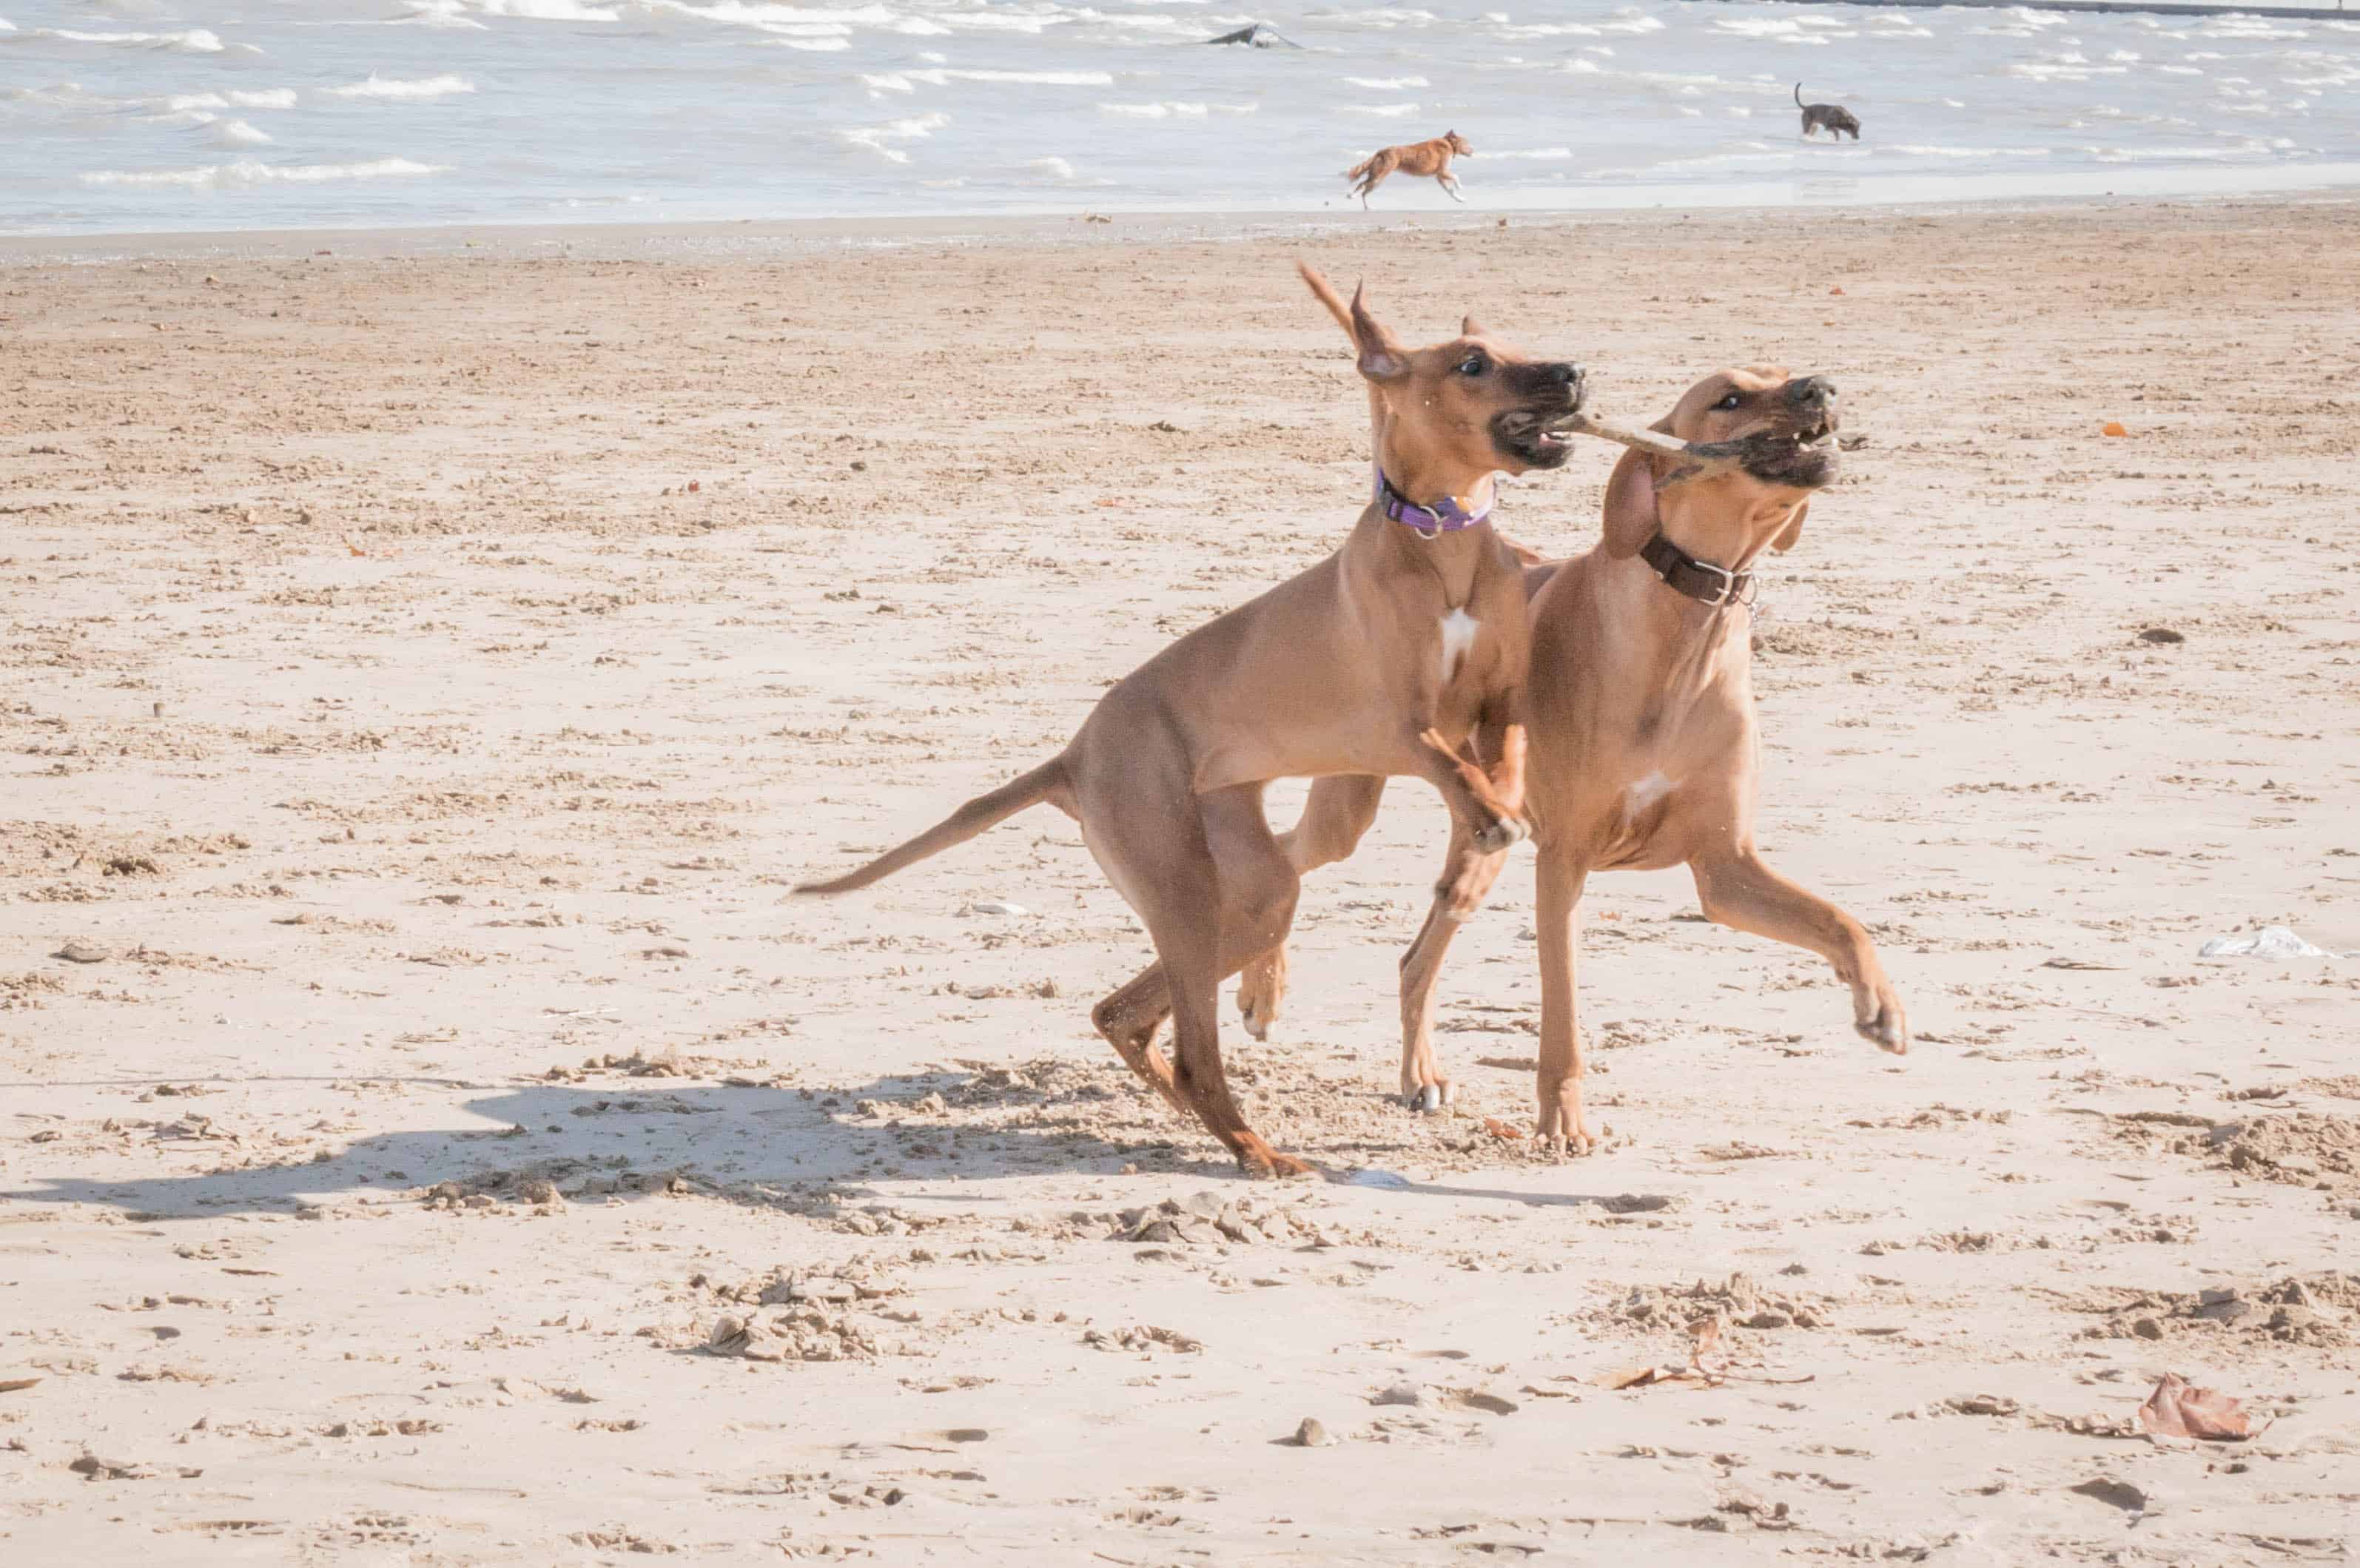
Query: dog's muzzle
1736,377,1840,486
1492,363,1589,468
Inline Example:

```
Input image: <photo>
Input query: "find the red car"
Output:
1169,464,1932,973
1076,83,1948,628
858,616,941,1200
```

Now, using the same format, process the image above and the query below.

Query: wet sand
2,197,2357,1563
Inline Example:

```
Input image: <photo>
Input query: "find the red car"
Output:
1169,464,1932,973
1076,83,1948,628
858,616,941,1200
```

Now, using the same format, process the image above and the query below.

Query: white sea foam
863,68,1112,92
1097,101,1254,118
325,74,476,100
141,90,300,113
468,0,622,18
1888,144,2053,158
392,3,491,29
1344,76,1427,89
1345,102,1421,117
82,158,448,189
839,111,949,164
9,27,226,53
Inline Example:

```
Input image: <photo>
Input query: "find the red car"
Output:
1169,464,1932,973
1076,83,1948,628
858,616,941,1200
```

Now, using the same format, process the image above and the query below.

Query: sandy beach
3,197,2358,1564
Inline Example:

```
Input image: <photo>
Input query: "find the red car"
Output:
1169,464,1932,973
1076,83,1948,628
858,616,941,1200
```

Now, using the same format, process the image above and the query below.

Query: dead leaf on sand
2137,1373,2257,1441
0,1377,41,1394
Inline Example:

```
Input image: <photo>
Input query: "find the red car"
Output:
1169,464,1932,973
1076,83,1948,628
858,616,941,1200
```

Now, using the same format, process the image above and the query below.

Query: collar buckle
1374,465,1488,538
1688,557,1740,607
1640,529,1755,610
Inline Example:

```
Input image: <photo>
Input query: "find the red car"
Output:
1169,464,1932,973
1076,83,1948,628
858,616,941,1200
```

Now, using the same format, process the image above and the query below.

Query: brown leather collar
1640,531,1752,608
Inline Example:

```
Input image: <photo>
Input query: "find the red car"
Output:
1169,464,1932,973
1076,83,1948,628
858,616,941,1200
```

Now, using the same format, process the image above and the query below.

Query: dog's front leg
1391,716,1523,1111
1690,847,1907,1055
1483,719,1527,821
1428,714,1523,920
1410,724,1526,853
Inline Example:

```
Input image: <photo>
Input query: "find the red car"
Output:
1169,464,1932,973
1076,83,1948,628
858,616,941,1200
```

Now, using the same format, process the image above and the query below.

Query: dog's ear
1349,283,1410,383
1460,313,1488,339
1771,499,1809,553
1601,445,1659,559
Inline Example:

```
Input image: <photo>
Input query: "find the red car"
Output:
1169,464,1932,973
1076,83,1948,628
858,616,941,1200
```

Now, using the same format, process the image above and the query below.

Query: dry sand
2,198,2357,1564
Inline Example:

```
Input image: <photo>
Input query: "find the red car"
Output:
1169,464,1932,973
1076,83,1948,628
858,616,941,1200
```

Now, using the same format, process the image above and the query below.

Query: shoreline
8,161,2360,264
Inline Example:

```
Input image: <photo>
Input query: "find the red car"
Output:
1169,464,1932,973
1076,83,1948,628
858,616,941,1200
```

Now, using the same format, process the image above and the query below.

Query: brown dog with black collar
1244,366,1909,1143
1345,131,1473,209
796,265,1586,1177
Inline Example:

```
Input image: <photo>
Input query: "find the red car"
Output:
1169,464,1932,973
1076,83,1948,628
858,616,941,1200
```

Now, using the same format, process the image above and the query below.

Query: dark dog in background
1796,84,1861,141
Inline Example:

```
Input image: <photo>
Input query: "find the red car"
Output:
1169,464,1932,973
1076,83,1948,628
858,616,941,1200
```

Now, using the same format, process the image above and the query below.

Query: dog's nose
1786,375,1836,407
1543,362,1585,400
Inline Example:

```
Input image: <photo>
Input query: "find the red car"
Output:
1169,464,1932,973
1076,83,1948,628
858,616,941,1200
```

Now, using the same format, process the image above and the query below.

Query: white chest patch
1627,770,1677,814
1438,609,1480,684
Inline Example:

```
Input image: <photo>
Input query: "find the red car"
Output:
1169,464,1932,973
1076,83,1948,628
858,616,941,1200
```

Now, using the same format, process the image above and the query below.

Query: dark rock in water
1204,23,1302,47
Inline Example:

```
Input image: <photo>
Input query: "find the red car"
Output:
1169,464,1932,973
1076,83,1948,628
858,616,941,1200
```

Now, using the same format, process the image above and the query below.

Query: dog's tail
1795,81,1806,107
1342,153,1374,183
794,757,1066,895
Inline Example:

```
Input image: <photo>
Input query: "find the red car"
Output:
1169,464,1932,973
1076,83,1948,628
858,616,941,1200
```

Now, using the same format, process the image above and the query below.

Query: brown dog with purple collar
796,265,1585,1177
1244,365,1910,1143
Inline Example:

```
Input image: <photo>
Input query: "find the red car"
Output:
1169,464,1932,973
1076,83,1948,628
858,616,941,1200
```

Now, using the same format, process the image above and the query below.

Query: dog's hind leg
1101,773,1375,1063
1083,781,1311,1175
1690,847,1907,1056
1092,968,1188,1114
1163,784,1308,1175
1234,773,1386,1040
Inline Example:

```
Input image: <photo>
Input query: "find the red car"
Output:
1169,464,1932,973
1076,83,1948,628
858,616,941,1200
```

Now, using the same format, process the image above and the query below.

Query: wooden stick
1563,414,1748,485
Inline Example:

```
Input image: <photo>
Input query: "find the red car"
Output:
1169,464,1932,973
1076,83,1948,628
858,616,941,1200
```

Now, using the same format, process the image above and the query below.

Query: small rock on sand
54,941,110,964
1294,1417,1331,1447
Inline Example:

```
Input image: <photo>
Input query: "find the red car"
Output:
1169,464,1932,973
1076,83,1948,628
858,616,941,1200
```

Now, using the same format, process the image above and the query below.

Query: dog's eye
1713,391,1744,411
1458,354,1487,377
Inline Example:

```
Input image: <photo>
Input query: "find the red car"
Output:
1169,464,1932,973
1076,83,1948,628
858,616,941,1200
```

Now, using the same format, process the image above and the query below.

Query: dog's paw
1471,815,1528,855
1534,1081,1594,1154
1239,1145,1318,1181
1402,1080,1453,1114
1850,1006,1906,1053
1855,991,1908,1056
1236,956,1284,1042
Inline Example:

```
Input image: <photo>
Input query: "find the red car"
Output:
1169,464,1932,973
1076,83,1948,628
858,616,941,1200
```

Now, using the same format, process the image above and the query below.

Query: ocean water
4,0,2358,235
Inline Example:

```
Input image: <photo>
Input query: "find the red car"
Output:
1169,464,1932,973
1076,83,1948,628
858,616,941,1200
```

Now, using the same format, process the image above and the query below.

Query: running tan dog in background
797,265,1586,1177
1250,366,1909,1140
1345,131,1473,208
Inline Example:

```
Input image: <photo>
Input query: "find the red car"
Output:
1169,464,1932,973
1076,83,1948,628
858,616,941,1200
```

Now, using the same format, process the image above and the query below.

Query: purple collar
1374,466,1492,537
